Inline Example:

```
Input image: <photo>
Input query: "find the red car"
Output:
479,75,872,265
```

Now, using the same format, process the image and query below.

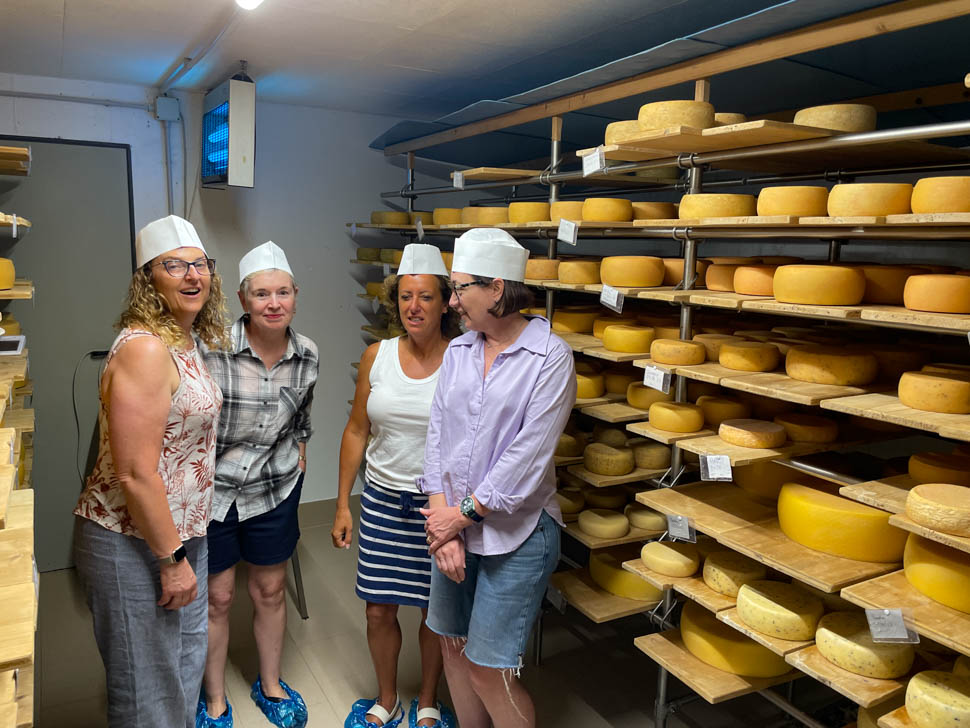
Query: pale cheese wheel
695,395,751,428
603,325,655,354
719,419,786,449
955,655,970,678
680,600,790,678
906,483,970,537
371,210,410,225
576,373,605,399
604,369,638,394
719,341,780,372
555,487,585,514
584,486,627,510
714,112,747,126
631,201,677,220
778,483,907,562
604,120,641,145
638,100,714,131
409,211,433,225
756,186,829,217
773,413,839,443
733,265,777,296
692,334,743,360
909,452,970,486
911,176,970,213
624,503,667,531
861,265,926,304
904,274,970,313
648,402,704,433
904,533,970,613
898,371,970,414
632,442,671,470
433,208,462,225
661,258,712,287
737,580,824,641
380,248,404,264
555,433,585,457
600,256,664,287
558,260,601,285
582,198,633,222
357,247,380,261
905,670,970,728
793,104,877,132
786,345,878,386
364,281,385,298
550,201,585,223
773,264,866,305
815,611,915,678
733,461,794,501
650,338,706,365
593,316,638,339
641,541,699,577
828,183,913,217
480,206,510,225
679,193,756,220
584,443,634,476
704,264,740,291
627,382,673,411
508,202,550,224
590,548,662,601
593,425,628,448
578,509,630,538
552,309,598,333
702,550,766,597
525,258,560,280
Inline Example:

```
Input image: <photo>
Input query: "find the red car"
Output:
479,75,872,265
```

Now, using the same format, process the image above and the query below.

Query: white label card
666,515,696,543
416,219,425,241
642,365,671,394
382,263,391,276
582,146,607,177
370,297,382,314
557,219,578,246
600,285,624,314
546,585,567,613
866,609,920,644
700,454,732,482
453,171,465,190
350,223,357,239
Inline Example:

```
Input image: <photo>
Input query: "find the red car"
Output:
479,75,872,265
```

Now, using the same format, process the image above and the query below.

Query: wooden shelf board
452,166,542,181
0,670,14,704
0,702,16,728
573,393,623,409
0,583,34,672
566,464,665,488
784,645,908,708
350,258,398,269
821,393,970,443
583,283,672,297
563,522,662,550
675,434,834,467
692,215,803,227
0,283,32,302
636,287,695,303
549,568,658,623
0,467,9,529
839,474,916,514
580,402,647,424
671,361,742,385
625,420,714,445
719,370,887,406
4,492,30,532
0,412,31,435
582,346,651,363
877,706,916,728
0,529,32,590
688,291,770,310
742,298,863,320
886,212,970,225
859,305,970,334
558,333,602,352
718,608,814,656
621,558,678,591
799,216,887,225
633,631,800,704
675,574,739,613
635,482,776,537
553,455,584,467
889,512,970,555
544,281,593,292
0,148,29,163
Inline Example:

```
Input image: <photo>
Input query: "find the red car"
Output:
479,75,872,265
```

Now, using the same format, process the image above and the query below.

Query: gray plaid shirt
203,316,318,522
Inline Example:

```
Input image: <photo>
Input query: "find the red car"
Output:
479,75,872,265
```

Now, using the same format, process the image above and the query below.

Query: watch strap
159,544,187,565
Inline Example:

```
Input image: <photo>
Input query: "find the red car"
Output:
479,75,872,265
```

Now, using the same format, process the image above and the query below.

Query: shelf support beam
546,116,563,321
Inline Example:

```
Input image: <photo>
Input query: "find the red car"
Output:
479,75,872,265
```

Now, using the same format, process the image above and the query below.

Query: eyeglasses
152,258,216,277
449,280,487,297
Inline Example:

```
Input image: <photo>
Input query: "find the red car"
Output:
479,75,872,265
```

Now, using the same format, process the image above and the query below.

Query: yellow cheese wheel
756,186,829,217
765,338,811,356
786,345,878,386
584,486,627,510
603,325,655,354
773,413,839,443
525,258,560,280
555,433,585,457
652,325,682,341
793,104,877,132
680,600,791,678
600,256,664,287
955,656,970,678
552,309,599,333
688,381,721,401
704,264,740,291
828,183,913,217
733,265,777,296
733,461,796,501
911,176,970,213
578,508,630,538
773,264,866,305
593,316,638,339
861,265,926,304
477,207,509,225
590,548,662,601
869,345,929,385
433,208,463,225
702,550,766,597
631,201,677,220
365,281,385,298
719,419,787,449
624,503,667,531
718,341,780,372
714,112,747,126
904,533,970,612
357,247,380,261
550,201,585,223
460,207,479,225
632,442,671,470
924,362,970,376
638,100,714,130
584,442,634,476
575,358,604,375
649,402,704,433
641,541,699,577
898,371,970,414
604,119,641,145
626,382,673,411
905,670,970,728
742,393,797,421
593,424,627,448
558,260,601,285
408,211,433,225
604,369,638,394
441,251,453,270
906,483,970,537
650,338,706,365
778,483,907,562
582,197,633,222
692,334,743,360
679,193,756,219
816,611,915,678
661,258,712,287
695,395,751,428
904,274,970,313
555,487,585,514
909,452,970,486
508,202,551,224
371,210,410,224
737,580,824,640
380,249,404,264
576,373,606,400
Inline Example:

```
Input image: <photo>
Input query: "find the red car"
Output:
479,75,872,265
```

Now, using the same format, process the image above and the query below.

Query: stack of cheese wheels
648,402,704,433
603,325,655,354
604,369,638,394
827,183,913,217
773,413,839,443
555,486,585,514
679,193,756,220
816,611,915,678
778,483,907,561
650,338,706,365
641,541,699,577
593,315,637,338
909,451,970,486
582,197,633,222
380,249,404,265
793,103,877,132
696,395,750,428
550,201,585,223
734,461,799,501
600,255,665,287
371,210,410,224
604,120,640,145
905,483,970,536
734,264,778,296
702,550,766,596
365,282,385,298
632,442,671,470
756,186,829,217
898,370,970,413
860,265,927,304
638,100,714,131
578,509,630,538
680,600,791,677
632,201,677,220
409,211,433,225
692,333,743,360
904,533,970,612
773,264,867,305
584,486,626,510
911,176,970,213
508,202,551,224
433,208,462,225
624,503,667,531
558,259,601,284
576,372,605,399
584,442,634,476
786,345,879,385
736,581,824,641
715,112,747,126
905,671,970,728
627,382,673,410
719,419,787,449
719,341,780,372
904,273,970,313
357,247,380,261
524,257,560,280
552,308,599,333
662,258,711,287
590,547,663,601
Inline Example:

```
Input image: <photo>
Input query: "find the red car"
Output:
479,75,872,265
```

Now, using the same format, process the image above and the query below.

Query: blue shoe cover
250,676,308,728
407,698,456,728
196,695,233,728
344,697,404,728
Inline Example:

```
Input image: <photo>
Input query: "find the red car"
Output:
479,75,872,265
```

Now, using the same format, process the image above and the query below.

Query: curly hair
118,265,231,350
383,274,462,339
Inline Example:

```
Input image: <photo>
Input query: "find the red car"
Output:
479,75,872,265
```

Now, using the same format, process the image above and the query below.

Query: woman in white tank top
333,244,461,728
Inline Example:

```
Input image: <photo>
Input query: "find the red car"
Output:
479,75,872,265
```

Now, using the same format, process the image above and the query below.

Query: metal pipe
0,89,150,111
654,590,676,728
828,240,842,262
758,688,829,728
406,152,415,214
546,117,563,321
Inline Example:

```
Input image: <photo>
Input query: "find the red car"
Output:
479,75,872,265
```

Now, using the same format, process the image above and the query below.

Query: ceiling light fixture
235,0,265,9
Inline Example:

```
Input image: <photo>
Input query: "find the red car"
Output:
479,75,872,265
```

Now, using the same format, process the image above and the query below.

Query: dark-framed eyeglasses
152,258,216,278
449,279,487,297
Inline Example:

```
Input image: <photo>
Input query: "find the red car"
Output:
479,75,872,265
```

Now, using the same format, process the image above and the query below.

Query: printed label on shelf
700,454,732,482
582,146,607,177
416,218,425,241
557,219,578,246
350,223,357,239
600,285,624,313
866,608,920,644
382,263,391,276
642,365,671,393
453,171,465,190
546,584,567,614
666,514,696,543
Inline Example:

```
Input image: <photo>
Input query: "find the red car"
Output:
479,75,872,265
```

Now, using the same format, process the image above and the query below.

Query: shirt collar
451,315,550,356
231,315,305,360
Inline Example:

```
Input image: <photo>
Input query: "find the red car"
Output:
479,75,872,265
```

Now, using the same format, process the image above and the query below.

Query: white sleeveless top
365,337,440,493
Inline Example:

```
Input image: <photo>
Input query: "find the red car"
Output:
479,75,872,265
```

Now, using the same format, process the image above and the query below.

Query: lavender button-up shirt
417,316,577,555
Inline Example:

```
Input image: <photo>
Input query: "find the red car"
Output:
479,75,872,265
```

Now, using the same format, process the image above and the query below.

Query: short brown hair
383,274,462,339
472,276,534,317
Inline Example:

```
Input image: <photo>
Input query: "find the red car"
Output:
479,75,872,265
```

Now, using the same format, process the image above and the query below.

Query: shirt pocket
276,385,309,432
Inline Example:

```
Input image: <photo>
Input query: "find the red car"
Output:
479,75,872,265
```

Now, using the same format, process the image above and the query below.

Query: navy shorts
207,474,303,574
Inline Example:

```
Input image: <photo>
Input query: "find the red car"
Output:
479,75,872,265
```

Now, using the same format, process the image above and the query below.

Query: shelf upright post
406,152,415,214
546,116,563,320
828,239,842,262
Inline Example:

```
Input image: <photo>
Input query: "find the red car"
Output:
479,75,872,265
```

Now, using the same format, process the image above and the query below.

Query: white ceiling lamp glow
235,0,265,9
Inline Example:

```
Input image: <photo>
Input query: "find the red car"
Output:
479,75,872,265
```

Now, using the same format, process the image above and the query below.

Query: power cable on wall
72,350,108,488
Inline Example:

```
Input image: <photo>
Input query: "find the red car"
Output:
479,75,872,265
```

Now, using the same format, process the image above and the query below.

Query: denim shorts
426,510,559,670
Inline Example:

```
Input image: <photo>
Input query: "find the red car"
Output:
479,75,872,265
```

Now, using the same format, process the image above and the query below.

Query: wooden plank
548,568,658,623
0,670,14,704
582,346,651,363
886,212,970,225
0,583,34,671
573,395,612,408
671,361,740,385
3,492,31,533
451,167,543,181
633,631,801,704
553,455,583,467
785,645,910,708
840,475,916,514
859,305,970,334
674,574,739,614
889,512,970,555
742,298,863,320
0,466,9,530
878,706,916,728
566,464,665,488
635,482,776,537
621,558,678,591
0,702,16,728
0,412,31,436
580,402,647,424
0,148,29,163
584,283,674,297
0,529,32,589
822,393,970,442
799,216,888,225
636,287,695,303
687,290,768,310
563,521,662,550
675,434,837,467
625,420,714,445
0,283,32,302
718,609,814,656
692,215,803,226
558,333,601,352
720,370,887,406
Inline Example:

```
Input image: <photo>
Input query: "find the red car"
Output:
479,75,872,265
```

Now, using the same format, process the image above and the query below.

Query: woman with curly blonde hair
74,215,228,728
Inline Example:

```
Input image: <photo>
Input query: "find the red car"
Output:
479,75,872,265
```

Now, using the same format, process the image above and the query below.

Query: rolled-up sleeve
416,350,450,496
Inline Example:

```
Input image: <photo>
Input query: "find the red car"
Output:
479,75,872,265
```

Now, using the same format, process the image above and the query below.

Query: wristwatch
459,496,484,523
158,544,187,566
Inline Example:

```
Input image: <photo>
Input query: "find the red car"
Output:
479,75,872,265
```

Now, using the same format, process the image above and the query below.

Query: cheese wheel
558,260,601,285
906,483,970,537
593,316,638,339
760,256,803,265
555,487,585,514
756,186,829,217
773,413,839,443
638,100,714,131
627,382,673,410
861,265,926,304
906,670,970,728
475,207,509,225
578,509,630,538
688,381,721,402
555,433,585,457
576,373,605,399
714,112,747,126
433,208,462,225
600,256,664,287
743,393,797,420
584,443,634,476
909,452,970,486
662,258,712,287
786,345,878,386
604,370,638,394
695,395,751,428
911,176,970,214
508,202,550,224
924,362,970,376
680,600,790,678
898,371,970,414
604,325,655,354
524,258,560,281
584,486,627,510
778,483,907,562
650,338,706,365
550,201,585,223
733,265,777,296
408,211,433,225
904,274,970,313
624,503,667,531
793,104,877,132
773,265,866,305
649,402,704,433
552,309,598,333
815,611,915,678
704,264,740,291
719,341,780,372
828,183,913,217
632,442,671,470
371,210,410,225
702,550,766,597
737,581,824,640
640,541,699,577
380,249,404,264
357,247,380,261
460,207,479,225
593,425,628,448
590,548,662,601
692,334,743,360
679,193,756,220
365,282,385,298
955,656,970,678
653,325,682,341
575,358,604,375
631,201,677,220
904,533,970,612
733,461,796,501
582,198,633,223
604,120,641,145
719,419,786,449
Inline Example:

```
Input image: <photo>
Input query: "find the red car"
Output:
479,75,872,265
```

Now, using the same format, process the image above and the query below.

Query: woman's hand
158,559,197,610
434,537,466,583
331,506,353,549
419,505,470,554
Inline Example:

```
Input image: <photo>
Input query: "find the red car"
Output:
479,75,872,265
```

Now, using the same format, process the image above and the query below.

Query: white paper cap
451,228,528,282
397,244,448,276
136,215,206,267
238,241,294,283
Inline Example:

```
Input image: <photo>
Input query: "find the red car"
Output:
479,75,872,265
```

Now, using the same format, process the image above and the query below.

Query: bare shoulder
109,334,175,386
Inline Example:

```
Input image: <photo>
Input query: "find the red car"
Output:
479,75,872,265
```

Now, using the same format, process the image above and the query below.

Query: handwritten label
666,515,696,542
642,365,671,394
600,285,624,314
557,219,578,246
700,454,732,482
582,146,607,177
866,609,920,644
453,171,465,190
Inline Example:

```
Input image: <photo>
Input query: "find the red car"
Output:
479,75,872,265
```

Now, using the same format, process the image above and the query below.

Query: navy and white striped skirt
355,481,432,608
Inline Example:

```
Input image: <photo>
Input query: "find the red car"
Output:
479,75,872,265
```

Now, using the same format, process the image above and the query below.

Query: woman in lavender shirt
417,228,576,728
